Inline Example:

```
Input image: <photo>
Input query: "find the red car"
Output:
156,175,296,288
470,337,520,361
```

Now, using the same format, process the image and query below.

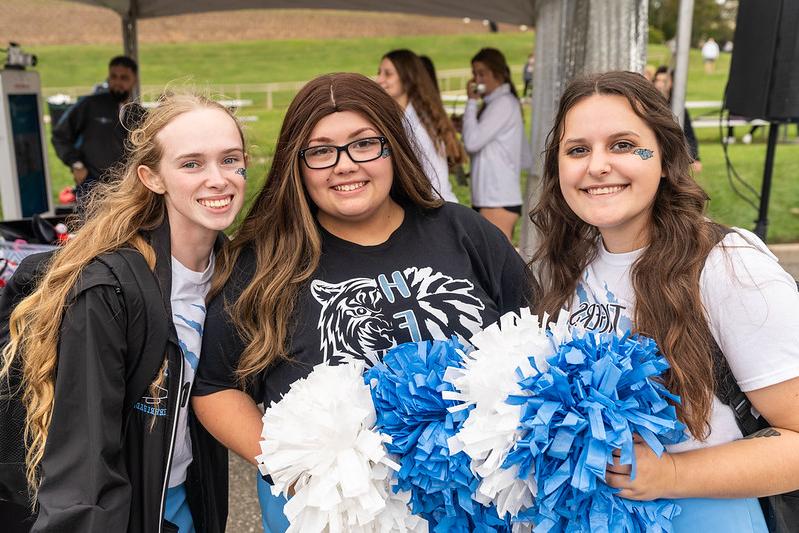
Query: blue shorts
164,484,195,533
257,473,289,533
671,497,767,532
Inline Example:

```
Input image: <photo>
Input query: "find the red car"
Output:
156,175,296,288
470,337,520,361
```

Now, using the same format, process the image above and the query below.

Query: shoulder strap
711,341,765,435
707,225,767,436
96,249,170,415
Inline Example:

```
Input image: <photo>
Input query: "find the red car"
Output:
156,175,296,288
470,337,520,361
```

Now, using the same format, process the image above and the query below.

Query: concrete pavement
770,243,799,279
227,455,263,532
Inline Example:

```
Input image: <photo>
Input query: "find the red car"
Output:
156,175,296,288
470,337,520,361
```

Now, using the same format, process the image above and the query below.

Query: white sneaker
742,133,753,144
725,136,736,144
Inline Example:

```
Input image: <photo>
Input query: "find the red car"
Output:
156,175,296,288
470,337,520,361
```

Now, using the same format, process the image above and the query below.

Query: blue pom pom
504,331,687,532
365,339,511,532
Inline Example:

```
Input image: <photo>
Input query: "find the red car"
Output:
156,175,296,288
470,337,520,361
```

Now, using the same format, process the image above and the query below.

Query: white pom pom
256,362,427,532
444,308,570,520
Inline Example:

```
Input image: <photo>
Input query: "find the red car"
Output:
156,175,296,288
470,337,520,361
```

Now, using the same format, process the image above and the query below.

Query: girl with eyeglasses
191,73,532,532
377,49,466,203
530,71,799,531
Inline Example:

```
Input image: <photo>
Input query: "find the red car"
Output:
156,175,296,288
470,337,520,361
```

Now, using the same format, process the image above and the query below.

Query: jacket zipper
157,352,185,533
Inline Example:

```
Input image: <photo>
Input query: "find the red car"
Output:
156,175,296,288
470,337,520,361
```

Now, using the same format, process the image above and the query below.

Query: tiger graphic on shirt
311,266,485,364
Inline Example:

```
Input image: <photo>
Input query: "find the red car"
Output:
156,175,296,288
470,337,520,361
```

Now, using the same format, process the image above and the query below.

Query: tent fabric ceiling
71,0,537,26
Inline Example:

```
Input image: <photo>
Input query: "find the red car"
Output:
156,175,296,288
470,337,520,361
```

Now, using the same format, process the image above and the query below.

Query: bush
649,25,665,44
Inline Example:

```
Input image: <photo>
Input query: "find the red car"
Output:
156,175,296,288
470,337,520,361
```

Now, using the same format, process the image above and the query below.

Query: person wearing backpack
0,92,247,532
528,71,799,532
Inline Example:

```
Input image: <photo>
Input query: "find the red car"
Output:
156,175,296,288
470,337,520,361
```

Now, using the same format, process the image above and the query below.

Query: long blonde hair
0,92,245,498
209,73,443,386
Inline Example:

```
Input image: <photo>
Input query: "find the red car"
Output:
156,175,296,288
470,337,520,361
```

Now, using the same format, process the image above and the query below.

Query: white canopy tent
64,0,693,255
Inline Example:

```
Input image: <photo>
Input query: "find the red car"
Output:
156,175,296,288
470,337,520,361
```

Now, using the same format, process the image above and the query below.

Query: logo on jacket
311,267,485,364
133,383,168,417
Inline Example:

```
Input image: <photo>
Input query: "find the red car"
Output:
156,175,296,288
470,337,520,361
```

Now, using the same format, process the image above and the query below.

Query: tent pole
671,0,694,126
122,0,140,97
518,0,648,261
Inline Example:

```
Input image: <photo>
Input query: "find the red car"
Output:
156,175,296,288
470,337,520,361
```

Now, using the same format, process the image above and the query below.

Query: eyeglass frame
298,136,389,170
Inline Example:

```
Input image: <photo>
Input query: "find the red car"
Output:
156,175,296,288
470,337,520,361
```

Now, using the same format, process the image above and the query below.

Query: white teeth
199,197,231,208
333,181,366,192
585,185,626,196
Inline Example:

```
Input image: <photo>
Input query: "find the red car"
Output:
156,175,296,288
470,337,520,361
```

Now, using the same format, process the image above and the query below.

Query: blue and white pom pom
365,339,511,532
256,361,427,532
504,330,687,532
443,309,570,521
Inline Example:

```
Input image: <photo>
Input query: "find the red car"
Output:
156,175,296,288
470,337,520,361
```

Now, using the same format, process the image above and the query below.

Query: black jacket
51,92,143,182
31,220,228,533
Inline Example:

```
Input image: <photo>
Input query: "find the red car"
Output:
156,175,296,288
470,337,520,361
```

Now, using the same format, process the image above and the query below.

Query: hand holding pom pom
504,330,687,532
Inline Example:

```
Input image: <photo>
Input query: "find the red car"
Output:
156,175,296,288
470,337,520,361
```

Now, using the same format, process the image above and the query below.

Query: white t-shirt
403,103,458,203
702,40,720,61
462,83,525,208
168,254,214,488
568,228,799,453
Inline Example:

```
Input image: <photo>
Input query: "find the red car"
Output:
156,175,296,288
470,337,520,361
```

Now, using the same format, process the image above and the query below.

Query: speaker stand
753,122,780,242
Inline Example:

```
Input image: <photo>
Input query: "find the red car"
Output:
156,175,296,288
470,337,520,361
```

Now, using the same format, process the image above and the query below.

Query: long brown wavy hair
529,71,725,440
0,92,245,498
210,72,443,385
383,49,466,165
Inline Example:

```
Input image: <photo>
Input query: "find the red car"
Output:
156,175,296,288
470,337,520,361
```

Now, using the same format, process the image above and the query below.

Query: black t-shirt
194,203,532,407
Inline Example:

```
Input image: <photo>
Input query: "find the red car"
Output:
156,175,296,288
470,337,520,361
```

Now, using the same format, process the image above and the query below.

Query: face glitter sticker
235,167,247,179
632,148,654,160
380,146,391,159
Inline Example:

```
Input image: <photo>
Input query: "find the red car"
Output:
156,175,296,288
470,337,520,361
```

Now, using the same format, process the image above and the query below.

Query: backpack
0,248,170,508
710,228,799,533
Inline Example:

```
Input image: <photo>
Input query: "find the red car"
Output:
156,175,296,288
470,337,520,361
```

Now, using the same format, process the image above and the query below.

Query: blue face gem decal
632,148,654,160
235,167,247,179
380,146,391,158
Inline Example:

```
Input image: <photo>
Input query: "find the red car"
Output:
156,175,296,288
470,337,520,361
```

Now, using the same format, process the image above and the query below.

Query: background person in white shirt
462,47,526,242
377,49,465,203
701,37,720,74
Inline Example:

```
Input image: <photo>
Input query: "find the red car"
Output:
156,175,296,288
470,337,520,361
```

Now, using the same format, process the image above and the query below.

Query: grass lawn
34,34,799,242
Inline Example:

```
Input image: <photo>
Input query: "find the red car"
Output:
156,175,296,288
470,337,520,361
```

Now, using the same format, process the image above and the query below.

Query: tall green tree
649,0,736,45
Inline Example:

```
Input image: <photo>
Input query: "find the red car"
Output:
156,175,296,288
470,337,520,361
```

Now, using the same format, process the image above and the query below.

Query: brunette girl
463,47,527,241
192,73,531,532
530,71,799,531
377,49,465,203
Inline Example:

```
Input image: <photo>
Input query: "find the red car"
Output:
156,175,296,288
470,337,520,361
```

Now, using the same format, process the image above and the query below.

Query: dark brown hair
211,73,443,384
529,70,725,439
384,49,466,165
471,47,519,99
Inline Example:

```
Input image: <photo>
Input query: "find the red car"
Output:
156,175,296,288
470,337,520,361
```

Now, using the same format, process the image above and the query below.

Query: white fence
42,65,527,111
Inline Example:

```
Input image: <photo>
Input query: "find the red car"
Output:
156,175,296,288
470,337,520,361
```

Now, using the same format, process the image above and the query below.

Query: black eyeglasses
299,136,388,170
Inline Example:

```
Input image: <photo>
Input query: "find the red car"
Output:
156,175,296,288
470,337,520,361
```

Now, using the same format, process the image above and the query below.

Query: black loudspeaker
725,0,799,120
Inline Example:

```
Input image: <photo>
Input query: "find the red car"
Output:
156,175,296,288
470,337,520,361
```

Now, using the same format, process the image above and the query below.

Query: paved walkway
227,455,263,532
770,243,799,279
